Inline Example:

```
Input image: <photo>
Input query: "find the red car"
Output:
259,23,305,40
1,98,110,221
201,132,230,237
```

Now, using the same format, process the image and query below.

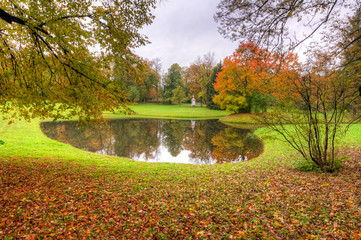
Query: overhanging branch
0,8,25,25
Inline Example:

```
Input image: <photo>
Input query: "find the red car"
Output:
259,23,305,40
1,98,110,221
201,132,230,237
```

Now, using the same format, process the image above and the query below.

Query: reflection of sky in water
133,145,248,164
41,119,263,164
137,146,202,164
95,136,216,164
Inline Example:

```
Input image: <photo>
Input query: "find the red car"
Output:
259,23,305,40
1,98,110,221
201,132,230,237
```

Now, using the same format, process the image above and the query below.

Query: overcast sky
134,0,239,72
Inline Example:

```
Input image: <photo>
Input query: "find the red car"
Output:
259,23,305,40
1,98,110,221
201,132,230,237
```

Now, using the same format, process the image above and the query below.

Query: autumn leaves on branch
0,0,156,123
213,42,300,113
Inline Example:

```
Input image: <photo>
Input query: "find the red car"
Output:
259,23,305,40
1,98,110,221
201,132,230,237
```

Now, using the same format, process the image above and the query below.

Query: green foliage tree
248,91,275,113
217,94,248,113
127,85,141,102
117,59,161,103
206,63,222,110
171,85,186,105
163,63,183,104
0,0,156,123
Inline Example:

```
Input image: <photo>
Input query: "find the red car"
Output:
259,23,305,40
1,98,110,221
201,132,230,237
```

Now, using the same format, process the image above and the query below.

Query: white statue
191,96,196,107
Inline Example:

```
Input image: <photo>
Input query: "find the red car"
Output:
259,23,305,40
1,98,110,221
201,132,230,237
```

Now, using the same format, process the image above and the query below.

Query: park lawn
103,103,230,120
1,104,361,239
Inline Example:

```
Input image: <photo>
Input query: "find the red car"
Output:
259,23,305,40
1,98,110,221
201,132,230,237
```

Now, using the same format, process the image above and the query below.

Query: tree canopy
119,59,161,103
0,0,156,122
213,42,300,113
183,53,216,107
163,63,183,104
206,63,222,110
215,0,360,53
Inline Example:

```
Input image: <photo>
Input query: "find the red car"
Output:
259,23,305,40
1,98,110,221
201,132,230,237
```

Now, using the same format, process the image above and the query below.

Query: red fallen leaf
8,121,13,125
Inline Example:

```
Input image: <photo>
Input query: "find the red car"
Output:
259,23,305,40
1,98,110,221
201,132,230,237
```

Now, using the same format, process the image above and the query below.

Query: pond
40,119,263,164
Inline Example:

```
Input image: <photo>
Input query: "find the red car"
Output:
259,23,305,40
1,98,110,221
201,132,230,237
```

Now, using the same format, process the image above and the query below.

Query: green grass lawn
104,103,230,119
1,104,361,238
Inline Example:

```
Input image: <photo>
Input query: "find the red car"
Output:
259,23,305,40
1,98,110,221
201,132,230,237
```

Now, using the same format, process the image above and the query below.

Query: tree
119,59,161,103
214,0,360,52
140,64,160,102
339,8,361,115
213,42,295,113
0,0,156,123
184,53,216,107
163,63,183,104
184,64,202,101
258,51,361,172
194,53,216,107
215,0,361,102
171,85,186,105
127,85,141,102
206,63,222,110
147,58,163,103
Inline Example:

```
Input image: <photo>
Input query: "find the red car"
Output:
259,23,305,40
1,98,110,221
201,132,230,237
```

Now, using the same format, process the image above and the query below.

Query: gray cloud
134,0,238,72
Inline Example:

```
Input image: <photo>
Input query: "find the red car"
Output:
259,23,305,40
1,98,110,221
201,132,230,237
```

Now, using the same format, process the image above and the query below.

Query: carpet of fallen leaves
1,150,361,239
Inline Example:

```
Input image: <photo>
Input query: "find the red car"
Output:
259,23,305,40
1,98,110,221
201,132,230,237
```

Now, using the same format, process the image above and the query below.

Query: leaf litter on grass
1,152,361,239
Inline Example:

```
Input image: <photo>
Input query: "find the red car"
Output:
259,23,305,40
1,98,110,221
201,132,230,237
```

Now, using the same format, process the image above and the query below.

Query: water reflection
40,119,263,164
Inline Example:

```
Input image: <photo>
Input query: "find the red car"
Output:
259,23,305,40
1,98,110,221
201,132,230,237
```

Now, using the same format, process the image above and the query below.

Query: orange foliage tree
213,42,300,113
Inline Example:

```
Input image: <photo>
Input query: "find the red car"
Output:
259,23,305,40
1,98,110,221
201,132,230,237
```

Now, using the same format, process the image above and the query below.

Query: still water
40,119,263,164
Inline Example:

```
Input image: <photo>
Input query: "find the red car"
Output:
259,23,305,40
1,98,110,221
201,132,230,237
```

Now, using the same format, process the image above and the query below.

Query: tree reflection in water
41,119,263,164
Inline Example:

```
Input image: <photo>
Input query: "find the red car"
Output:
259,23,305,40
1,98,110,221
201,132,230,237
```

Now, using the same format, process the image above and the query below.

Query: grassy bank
220,113,257,124
1,104,361,238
